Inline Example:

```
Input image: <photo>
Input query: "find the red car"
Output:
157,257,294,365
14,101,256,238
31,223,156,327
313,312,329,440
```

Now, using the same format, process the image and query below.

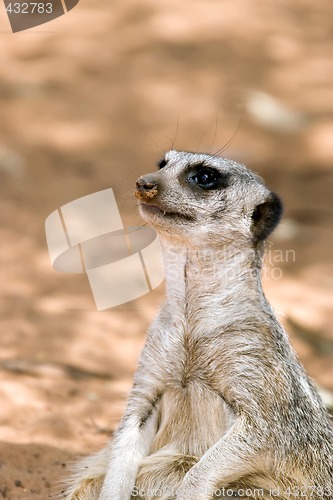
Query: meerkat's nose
135,176,159,200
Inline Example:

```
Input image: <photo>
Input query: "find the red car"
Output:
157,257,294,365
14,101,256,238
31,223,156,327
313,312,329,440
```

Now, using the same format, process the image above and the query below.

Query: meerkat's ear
251,192,283,242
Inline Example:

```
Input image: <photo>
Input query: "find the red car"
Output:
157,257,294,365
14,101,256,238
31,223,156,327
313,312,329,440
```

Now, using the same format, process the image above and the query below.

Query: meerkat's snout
135,175,159,201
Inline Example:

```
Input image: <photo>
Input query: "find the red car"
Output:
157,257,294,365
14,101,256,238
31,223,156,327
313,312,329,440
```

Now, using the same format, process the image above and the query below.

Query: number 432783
5,3,53,14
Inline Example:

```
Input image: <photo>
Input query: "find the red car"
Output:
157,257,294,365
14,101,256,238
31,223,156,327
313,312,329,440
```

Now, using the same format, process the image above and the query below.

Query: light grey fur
65,151,333,500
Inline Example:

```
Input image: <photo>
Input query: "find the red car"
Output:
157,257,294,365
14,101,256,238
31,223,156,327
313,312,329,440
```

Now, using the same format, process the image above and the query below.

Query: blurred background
0,0,332,497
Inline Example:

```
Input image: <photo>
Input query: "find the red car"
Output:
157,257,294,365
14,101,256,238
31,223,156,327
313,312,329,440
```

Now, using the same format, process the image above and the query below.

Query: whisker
170,115,180,150
213,100,245,157
144,134,165,156
205,111,219,154
196,113,219,153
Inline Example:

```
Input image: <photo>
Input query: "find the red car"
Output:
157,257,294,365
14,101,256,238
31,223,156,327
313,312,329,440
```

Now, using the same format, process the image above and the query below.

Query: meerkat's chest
150,327,235,456
162,322,226,388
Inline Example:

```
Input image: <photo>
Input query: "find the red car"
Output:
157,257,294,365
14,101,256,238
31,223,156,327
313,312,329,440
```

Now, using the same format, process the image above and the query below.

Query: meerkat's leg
176,418,261,500
99,406,159,499
64,405,159,500
66,390,161,500
95,355,165,500
65,345,164,500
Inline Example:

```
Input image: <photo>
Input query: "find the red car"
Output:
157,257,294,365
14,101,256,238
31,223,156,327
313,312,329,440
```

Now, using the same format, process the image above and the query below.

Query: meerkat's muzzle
135,176,159,201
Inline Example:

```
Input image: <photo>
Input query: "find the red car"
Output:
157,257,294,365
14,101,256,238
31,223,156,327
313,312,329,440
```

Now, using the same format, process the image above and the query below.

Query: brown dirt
0,0,332,498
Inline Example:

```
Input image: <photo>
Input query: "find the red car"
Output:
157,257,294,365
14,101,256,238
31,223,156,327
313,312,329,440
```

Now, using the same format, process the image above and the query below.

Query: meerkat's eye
191,168,220,189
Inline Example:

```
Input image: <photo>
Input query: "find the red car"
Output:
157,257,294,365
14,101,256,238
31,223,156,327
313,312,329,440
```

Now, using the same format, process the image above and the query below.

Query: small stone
245,91,307,132
0,149,25,178
86,391,98,401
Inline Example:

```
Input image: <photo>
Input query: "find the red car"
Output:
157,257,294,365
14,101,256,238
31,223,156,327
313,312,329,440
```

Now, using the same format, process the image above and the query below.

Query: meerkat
65,150,333,500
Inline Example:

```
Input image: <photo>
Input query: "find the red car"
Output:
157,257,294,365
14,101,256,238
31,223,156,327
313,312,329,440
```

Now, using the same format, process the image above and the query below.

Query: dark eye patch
157,158,168,169
188,163,229,190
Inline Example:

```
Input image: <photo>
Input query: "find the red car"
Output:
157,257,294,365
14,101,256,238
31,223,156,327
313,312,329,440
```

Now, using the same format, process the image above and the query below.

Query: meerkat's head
135,150,282,249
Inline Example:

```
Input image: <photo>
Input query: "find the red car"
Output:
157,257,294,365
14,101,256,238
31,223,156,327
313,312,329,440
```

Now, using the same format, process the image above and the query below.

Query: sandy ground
0,0,332,498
